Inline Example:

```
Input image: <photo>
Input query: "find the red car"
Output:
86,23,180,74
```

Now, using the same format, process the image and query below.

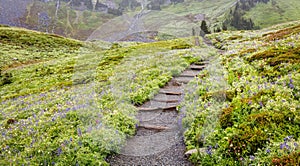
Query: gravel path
106,61,208,165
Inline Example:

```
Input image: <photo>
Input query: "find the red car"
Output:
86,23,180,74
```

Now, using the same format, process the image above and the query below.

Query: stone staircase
107,61,208,165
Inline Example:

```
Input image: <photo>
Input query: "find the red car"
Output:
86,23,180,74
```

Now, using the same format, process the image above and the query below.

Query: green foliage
244,0,300,29
181,21,300,165
0,27,82,50
0,27,203,165
0,27,82,70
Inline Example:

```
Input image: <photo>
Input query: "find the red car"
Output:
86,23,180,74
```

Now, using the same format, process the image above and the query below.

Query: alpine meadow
0,0,299,165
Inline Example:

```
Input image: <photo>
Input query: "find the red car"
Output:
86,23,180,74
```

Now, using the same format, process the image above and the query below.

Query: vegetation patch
0,27,203,165
181,21,300,165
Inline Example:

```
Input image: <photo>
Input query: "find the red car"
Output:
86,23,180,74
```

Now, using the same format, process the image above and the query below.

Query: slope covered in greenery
181,21,300,165
223,0,300,30
244,0,300,29
0,26,209,165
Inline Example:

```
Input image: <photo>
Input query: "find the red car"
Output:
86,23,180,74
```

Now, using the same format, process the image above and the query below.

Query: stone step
138,105,177,112
137,110,177,124
138,125,169,131
173,77,193,84
180,70,199,77
189,65,205,70
152,98,180,103
195,61,209,65
159,90,183,95
180,73,197,77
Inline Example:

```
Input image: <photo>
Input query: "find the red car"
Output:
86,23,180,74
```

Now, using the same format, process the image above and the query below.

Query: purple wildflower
206,147,212,156
259,101,263,107
57,147,62,156
284,136,293,142
266,149,271,153
250,155,255,161
280,143,285,149
294,142,298,147
77,127,82,137
289,83,294,89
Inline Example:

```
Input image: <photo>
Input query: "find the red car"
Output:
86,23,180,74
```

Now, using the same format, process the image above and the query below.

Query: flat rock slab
180,70,199,77
137,110,178,125
138,103,178,111
189,65,205,70
195,61,209,65
173,76,194,84
159,89,183,95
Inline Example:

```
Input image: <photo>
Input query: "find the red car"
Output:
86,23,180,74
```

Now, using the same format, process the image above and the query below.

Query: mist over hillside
1,0,299,40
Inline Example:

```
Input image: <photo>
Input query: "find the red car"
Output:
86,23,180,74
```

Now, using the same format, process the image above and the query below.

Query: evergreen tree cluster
200,20,210,34
224,0,270,30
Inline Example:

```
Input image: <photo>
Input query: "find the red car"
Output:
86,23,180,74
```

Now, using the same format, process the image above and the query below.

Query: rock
185,149,198,156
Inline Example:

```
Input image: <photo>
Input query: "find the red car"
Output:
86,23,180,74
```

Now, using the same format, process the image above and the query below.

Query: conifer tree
200,20,210,34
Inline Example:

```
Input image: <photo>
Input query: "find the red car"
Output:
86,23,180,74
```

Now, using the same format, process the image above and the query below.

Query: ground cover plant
181,21,300,165
0,26,205,165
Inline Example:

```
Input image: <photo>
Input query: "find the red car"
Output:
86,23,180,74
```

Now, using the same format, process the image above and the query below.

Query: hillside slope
181,20,300,165
2,0,300,39
223,0,300,30
244,0,300,28
0,26,209,165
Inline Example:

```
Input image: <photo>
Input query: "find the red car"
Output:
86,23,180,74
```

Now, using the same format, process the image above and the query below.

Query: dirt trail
106,60,208,165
